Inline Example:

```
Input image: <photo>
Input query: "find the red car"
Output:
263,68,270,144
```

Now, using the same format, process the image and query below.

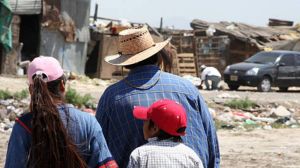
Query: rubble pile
1,91,300,133
211,93,300,130
0,98,29,134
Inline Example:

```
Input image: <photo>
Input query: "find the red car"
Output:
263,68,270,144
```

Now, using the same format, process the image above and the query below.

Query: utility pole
159,17,163,33
93,3,98,23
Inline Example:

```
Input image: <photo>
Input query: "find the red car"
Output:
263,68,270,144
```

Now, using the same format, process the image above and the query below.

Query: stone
6,105,16,114
216,112,234,122
271,106,291,117
0,100,11,106
223,107,231,112
8,112,17,121
288,108,295,113
0,109,7,121
213,98,226,104
217,93,240,99
263,125,273,130
208,108,216,118
14,108,24,116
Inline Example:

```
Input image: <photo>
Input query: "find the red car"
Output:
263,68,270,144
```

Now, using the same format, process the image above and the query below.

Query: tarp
0,0,13,52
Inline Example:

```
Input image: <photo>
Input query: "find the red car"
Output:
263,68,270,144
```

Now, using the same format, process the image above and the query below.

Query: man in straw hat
96,25,220,168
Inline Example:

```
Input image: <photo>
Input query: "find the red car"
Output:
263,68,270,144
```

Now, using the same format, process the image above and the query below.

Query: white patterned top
127,137,204,168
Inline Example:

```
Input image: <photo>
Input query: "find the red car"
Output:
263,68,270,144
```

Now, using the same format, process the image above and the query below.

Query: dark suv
224,50,300,92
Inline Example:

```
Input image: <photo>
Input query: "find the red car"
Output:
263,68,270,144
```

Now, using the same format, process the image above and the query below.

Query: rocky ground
0,75,300,167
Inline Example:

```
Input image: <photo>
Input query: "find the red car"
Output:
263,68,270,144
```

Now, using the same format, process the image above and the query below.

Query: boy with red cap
127,99,203,168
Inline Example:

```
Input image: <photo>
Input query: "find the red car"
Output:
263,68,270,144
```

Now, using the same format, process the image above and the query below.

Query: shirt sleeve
5,123,30,168
87,116,118,168
196,93,220,168
95,90,109,138
127,150,140,168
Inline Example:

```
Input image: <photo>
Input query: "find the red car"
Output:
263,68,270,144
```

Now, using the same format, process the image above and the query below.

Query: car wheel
228,84,240,90
279,87,288,92
257,77,271,92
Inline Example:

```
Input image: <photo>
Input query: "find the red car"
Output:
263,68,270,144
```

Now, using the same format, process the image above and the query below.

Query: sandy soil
219,129,300,168
1,76,300,167
0,132,9,168
1,128,299,167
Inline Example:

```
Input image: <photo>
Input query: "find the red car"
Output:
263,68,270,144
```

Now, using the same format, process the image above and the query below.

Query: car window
245,52,280,64
295,54,300,66
279,54,295,66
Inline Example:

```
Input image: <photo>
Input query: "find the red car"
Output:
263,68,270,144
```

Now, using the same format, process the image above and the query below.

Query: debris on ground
212,94,300,130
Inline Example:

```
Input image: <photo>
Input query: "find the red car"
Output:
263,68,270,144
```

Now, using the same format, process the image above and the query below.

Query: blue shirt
96,65,220,168
5,105,116,168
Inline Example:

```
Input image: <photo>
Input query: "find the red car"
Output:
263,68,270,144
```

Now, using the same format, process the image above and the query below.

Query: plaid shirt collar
125,65,161,90
128,65,160,76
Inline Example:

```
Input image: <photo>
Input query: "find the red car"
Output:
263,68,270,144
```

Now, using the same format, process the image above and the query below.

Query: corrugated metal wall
40,0,90,74
9,0,41,15
40,30,87,74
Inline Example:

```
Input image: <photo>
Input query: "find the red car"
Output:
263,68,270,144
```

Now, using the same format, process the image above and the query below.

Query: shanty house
190,19,300,76
1,0,91,75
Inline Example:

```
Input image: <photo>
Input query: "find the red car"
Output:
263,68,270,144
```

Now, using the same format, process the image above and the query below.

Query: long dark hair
124,49,173,72
28,74,87,168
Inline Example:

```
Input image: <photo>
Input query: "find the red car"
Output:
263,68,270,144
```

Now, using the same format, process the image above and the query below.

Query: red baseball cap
133,99,187,136
27,56,64,84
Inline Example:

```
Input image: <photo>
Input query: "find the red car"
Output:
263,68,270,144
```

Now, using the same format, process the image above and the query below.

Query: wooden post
159,17,163,33
93,4,98,23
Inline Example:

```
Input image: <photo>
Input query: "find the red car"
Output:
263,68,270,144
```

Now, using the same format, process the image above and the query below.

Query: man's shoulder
161,72,194,85
103,80,126,93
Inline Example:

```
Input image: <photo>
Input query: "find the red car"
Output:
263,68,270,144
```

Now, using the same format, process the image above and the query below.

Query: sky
90,0,299,29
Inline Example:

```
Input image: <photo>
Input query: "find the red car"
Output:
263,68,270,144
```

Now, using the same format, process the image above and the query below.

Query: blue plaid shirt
96,65,220,168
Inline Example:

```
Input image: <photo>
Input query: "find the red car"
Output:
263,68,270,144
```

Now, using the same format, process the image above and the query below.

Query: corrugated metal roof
9,0,41,15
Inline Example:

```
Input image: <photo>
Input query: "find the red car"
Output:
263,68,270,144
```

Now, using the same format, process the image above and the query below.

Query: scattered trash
217,93,240,99
214,103,299,130
245,119,256,125
182,75,201,87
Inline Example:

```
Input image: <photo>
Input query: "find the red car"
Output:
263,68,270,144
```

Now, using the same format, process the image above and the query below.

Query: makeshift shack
1,0,91,75
161,29,196,76
190,19,300,76
86,18,175,79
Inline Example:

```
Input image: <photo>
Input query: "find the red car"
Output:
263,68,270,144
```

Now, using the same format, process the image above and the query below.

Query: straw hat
104,25,171,66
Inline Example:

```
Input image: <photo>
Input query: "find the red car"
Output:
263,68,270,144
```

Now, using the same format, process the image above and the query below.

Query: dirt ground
219,129,300,168
1,76,300,167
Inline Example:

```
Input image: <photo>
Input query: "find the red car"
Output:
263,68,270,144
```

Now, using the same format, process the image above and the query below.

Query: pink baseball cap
133,99,187,136
27,56,64,84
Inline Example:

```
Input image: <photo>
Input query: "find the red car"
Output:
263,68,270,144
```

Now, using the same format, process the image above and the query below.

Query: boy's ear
153,124,160,132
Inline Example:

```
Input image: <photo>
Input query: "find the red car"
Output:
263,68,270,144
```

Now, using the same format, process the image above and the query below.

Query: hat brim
104,38,171,66
133,106,149,120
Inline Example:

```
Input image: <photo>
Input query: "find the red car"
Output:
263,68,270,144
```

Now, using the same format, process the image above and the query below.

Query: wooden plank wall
177,53,196,76
194,36,229,77
97,35,123,79
170,35,197,76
